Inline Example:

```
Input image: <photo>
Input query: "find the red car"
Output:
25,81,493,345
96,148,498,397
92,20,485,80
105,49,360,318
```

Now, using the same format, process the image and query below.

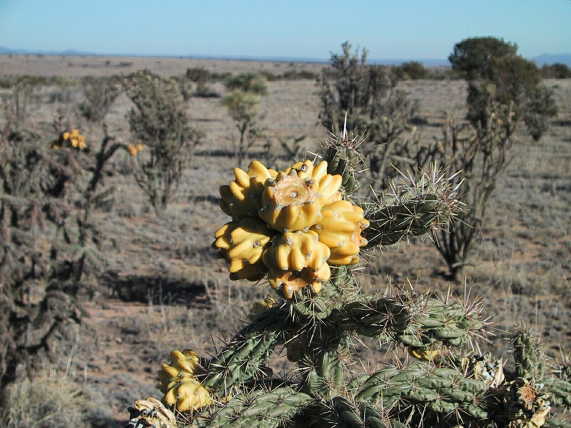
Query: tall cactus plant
128,131,570,428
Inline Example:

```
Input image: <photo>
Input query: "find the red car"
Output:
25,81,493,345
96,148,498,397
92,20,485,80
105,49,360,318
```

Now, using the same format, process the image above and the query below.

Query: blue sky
0,0,569,60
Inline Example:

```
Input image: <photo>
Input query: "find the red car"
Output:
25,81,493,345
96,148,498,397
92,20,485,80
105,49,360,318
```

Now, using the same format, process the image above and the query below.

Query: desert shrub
412,101,519,281
193,84,220,98
127,135,570,428
183,67,220,98
186,67,211,84
452,36,558,141
172,75,194,102
448,36,518,80
224,72,268,95
221,90,263,167
541,63,571,79
2,77,40,137
78,76,121,123
122,70,202,215
523,85,559,141
319,41,418,190
393,61,428,80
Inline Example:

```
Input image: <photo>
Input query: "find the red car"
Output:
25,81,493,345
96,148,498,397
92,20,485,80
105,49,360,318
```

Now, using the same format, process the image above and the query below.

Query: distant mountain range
532,54,571,66
1,46,570,67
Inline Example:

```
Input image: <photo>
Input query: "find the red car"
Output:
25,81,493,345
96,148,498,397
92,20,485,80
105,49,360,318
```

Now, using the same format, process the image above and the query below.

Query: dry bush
122,70,202,215
318,41,419,190
221,90,263,167
0,374,89,428
410,101,519,281
78,76,122,124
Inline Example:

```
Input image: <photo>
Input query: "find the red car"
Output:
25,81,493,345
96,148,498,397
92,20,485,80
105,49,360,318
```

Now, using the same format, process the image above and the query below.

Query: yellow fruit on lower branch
249,296,277,319
268,263,331,299
213,217,273,280
219,160,277,218
259,171,323,231
163,379,213,412
312,200,369,265
170,350,199,374
408,347,441,362
263,231,330,272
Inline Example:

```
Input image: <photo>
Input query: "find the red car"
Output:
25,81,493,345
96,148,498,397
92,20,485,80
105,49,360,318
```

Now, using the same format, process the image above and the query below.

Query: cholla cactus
129,130,569,427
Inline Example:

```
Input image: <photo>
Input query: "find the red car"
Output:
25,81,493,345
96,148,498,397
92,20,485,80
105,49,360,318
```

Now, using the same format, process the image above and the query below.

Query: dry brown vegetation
0,54,570,426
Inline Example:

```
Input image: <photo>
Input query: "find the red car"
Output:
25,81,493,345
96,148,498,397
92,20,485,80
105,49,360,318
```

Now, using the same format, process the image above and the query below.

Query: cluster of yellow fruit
214,160,369,299
127,143,145,157
51,129,87,150
158,350,213,412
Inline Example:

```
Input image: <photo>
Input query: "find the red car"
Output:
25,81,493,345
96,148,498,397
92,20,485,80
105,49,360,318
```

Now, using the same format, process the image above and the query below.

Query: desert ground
0,54,569,426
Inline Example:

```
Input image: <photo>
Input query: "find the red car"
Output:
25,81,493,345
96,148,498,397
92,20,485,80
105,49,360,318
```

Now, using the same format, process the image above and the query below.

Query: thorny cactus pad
128,131,569,428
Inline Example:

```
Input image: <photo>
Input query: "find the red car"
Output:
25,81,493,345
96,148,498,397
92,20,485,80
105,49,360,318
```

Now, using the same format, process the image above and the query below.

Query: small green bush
224,72,268,95
393,61,428,80
524,85,559,141
78,76,121,123
221,90,262,167
541,63,571,79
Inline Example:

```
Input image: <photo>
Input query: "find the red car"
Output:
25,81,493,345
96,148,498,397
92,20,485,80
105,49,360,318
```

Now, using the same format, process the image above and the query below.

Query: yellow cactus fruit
283,160,342,205
60,129,86,150
408,347,441,362
228,260,267,281
213,217,273,280
170,349,200,374
268,263,331,299
311,200,369,265
263,230,330,272
262,230,331,299
130,397,177,428
249,296,277,319
127,144,139,157
219,160,277,218
163,378,213,412
259,171,323,231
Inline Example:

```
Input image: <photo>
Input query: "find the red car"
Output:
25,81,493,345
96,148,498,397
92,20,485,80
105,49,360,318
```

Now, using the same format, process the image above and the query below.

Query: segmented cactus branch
197,386,313,428
202,306,289,393
364,166,462,249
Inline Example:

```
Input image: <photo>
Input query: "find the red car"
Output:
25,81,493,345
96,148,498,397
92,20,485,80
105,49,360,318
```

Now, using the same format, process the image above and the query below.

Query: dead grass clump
0,374,89,428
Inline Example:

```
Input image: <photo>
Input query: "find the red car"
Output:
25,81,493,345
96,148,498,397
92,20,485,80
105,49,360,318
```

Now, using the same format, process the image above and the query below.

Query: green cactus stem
198,386,313,428
202,306,288,393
